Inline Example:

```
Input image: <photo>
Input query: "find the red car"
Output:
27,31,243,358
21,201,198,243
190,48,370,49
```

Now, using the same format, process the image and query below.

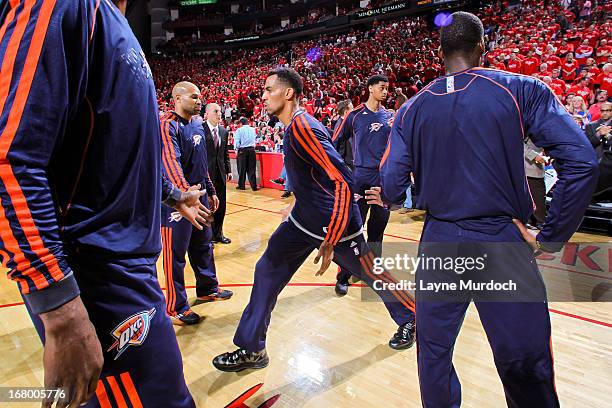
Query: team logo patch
193,134,202,146
108,309,156,360
369,122,383,132
169,212,183,222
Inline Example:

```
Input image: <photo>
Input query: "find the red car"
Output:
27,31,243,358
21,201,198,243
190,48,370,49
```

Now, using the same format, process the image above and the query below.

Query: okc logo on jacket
108,309,156,360
369,122,383,132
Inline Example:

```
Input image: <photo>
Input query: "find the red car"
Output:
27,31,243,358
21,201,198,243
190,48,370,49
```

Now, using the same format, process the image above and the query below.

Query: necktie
213,127,219,148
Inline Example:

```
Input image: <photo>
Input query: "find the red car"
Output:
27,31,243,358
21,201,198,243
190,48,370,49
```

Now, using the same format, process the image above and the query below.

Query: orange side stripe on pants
365,252,416,312
106,376,128,408
120,372,143,408
162,227,176,316
95,380,112,408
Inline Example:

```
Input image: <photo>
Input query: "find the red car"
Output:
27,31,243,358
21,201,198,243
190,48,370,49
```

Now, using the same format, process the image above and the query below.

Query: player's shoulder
470,67,546,92
297,112,330,139
348,104,366,117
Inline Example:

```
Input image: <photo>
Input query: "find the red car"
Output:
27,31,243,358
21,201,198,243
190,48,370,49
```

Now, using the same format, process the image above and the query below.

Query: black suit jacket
204,123,231,184
585,119,612,160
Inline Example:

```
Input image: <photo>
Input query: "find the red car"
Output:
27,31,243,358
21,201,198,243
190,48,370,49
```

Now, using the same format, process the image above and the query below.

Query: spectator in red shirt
594,63,612,95
575,39,594,66
596,39,611,64
534,62,551,79
562,52,579,81
506,52,522,73
569,77,594,103
543,75,565,97
521,50,540,76
588,89,609,121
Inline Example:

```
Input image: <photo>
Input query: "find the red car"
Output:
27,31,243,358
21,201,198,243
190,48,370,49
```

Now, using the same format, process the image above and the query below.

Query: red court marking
1,283,610,328
549,308,612,328
227,201,281,215
226,203,612,281
225,208,252,216
0,301,23,308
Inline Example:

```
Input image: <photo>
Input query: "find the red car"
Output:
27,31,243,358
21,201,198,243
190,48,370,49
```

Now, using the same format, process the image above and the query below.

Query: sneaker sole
388,339,415,350
213,359,269,372
196,295,233,303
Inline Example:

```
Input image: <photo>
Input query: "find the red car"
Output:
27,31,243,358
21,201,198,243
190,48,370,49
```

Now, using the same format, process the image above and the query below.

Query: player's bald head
440,12,484,58
172,81,199,99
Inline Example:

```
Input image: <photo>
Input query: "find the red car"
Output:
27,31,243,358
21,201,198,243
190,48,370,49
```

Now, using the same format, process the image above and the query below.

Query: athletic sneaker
171,309,202,326
270,177,285,185
213,348,269,372
197,289,233,302
281,191,292,199
389,320,416,350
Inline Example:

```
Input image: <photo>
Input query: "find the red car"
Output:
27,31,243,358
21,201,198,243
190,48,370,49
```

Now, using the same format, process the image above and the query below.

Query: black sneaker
281,191,292,199
270,177,285,186
335,281,348,296
212,348,269,372
197,289,233,302
389,320,415,350
170,309,202,326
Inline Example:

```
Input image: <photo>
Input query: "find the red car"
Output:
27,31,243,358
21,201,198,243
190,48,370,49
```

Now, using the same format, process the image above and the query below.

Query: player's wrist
24,272,80,315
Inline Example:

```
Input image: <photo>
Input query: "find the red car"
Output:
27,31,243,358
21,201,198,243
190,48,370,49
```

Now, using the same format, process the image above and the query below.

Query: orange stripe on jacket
106,376,128,408
120,372,143,408
294,115,348,242
0,0,65,291
95,380,112,408
296,115,350,244
160,115,189,191
292,116,348,244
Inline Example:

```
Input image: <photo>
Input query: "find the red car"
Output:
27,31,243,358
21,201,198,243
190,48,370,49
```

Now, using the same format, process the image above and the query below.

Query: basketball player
0,1,208,406
368,12,598,408
332,75,394,296
161,82,233,325
212,68,416,373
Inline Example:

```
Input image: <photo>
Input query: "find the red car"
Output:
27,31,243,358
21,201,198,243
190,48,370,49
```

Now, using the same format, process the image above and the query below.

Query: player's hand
226,173,232,182
314,241,334,276
512,219,539,252
534,155,547,165
39,296,103,408
365,187,384,207
210,195,220,213
176,185,213,230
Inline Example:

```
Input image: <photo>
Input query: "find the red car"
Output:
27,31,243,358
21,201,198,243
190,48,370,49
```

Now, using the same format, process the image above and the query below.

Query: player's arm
161,119,190,191
331,109,354,146
292,116,351,246
379,106,414,205
522,80,599,251
0,2,103,405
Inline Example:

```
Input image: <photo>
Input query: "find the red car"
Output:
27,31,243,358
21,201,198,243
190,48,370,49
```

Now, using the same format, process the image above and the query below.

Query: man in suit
585,102,612,200
204,103,232,244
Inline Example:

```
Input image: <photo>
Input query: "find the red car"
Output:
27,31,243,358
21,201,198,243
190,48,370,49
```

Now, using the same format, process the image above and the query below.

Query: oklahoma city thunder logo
369,122,383,132
108,309,156,360
193,134,202,146
169,212,183,222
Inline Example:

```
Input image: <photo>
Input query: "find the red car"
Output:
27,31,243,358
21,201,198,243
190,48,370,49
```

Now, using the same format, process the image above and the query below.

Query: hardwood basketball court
0,188,610,407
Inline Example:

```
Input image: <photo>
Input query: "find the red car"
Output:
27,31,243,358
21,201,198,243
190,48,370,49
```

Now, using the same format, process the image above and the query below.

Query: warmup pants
161,195,218,316
233,217,415,352
26,254,195,407
416,217,559,408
